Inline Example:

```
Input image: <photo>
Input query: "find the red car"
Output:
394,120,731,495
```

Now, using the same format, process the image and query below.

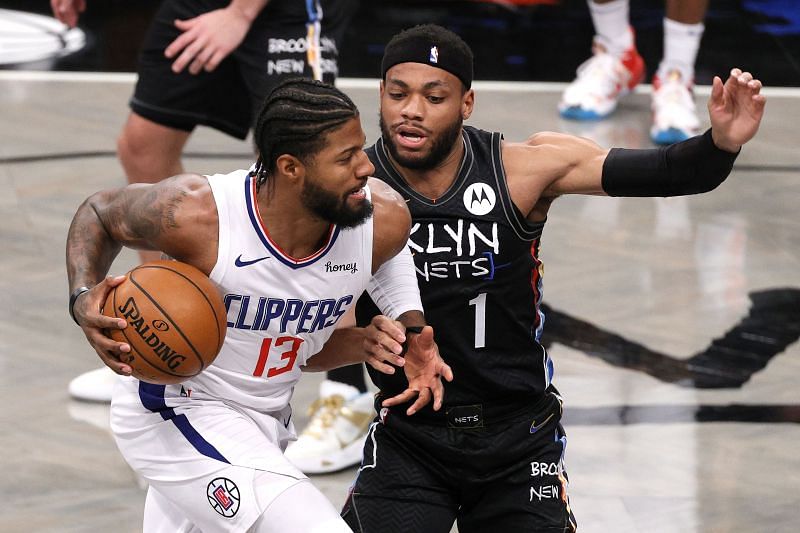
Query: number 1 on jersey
469,292,487,348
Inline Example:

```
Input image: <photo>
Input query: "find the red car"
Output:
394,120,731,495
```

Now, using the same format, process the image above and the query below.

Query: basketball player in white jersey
66,78,452,532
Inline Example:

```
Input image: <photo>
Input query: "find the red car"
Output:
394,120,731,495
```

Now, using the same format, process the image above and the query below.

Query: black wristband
602,129,740,197
69,286,91,325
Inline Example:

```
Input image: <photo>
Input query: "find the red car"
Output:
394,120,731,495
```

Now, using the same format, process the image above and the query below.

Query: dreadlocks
251,78,359,190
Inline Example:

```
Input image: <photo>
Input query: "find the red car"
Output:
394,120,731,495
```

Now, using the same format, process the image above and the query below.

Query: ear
379,79,385,99
274,154,305,183
462,89,475,120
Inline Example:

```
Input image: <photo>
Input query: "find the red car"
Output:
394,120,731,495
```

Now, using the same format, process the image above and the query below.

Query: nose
401,93,424,121
356,150,375,177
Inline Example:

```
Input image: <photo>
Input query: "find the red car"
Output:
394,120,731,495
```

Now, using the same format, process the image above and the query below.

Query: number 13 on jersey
253,336,304,378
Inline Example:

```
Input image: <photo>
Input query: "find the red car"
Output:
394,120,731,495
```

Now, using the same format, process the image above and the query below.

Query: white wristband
367,245,423,319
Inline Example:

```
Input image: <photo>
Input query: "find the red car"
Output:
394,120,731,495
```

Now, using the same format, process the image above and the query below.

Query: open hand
708,68,767,153
382,326,453,415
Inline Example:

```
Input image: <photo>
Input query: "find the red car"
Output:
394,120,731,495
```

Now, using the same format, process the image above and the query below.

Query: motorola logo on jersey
223,293,352,334
207,477,240,518
463,183,496,216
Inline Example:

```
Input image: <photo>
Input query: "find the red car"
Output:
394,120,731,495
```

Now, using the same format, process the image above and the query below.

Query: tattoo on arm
125,185,188,242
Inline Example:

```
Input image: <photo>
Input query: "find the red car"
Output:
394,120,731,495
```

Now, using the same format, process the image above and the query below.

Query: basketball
103,260,227,384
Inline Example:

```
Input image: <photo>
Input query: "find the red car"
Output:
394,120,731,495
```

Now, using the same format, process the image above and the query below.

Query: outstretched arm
506,68,766,212
368,178,453,412
165,0,270,74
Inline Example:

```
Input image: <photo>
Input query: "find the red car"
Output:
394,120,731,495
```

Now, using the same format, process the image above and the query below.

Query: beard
300,178,373,228
379,114,463,170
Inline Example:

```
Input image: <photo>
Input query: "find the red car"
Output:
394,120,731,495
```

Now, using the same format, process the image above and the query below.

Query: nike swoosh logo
283,414,292,428
235,254,271,267
530,413,554,434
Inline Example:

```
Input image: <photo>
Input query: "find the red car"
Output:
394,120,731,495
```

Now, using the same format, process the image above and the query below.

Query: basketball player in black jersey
340,24,765,532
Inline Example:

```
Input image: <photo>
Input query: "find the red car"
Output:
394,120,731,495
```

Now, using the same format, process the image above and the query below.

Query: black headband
381,35,473,89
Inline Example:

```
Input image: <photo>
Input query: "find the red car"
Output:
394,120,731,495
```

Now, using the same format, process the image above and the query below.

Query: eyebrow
386,78,449,90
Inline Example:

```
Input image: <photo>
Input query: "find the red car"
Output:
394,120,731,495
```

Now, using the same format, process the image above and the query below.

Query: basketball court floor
1,72,798,532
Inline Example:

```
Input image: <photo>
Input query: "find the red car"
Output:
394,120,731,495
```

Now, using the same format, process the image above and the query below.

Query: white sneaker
68,366,119,402
285,380,374,474
650,70,701,145
559,36,645,121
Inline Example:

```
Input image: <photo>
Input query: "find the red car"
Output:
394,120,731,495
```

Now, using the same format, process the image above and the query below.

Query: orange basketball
103,260,227,384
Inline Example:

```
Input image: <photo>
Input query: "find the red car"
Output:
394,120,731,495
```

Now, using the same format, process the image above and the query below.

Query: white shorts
111,377,307,532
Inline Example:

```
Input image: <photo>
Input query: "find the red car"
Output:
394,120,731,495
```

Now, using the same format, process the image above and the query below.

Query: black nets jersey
359,126,554,412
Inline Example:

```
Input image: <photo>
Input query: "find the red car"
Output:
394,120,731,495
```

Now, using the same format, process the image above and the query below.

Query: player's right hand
73,275,133,376
50,0,86,28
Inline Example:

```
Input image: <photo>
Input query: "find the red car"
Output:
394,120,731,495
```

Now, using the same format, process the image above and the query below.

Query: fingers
710,75,724,104
170,37,207,74
379,388,432,415
189,47,215,75
164,28,192,60
106,274,127,288
94,275,128,329
430,380,444,411
381,389,418,407
52,0,78,27
439,362,454,383
367,315,406,355
374,315,407,341
416,326,435,349
365,354,401,375
205,50,226,73
407,388,432,416
728,68,763,94
86,331,132,376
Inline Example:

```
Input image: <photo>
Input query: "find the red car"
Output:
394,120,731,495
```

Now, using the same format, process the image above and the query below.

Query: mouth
347,185,367,201
394,124,428,149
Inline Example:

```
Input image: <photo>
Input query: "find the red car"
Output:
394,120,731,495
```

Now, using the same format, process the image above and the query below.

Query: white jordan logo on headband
429,46,438,64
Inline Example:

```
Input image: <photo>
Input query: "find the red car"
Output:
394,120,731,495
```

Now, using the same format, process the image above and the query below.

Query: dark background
2,0,799,85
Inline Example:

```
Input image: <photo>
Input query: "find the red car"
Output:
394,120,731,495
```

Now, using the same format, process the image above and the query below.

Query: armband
367,245,423,319
602,129,739,197
69,286,91,325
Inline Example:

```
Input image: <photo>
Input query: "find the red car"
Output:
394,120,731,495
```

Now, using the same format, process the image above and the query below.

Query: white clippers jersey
185,170,373,412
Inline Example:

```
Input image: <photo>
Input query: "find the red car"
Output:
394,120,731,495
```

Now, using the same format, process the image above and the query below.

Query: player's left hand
382,326,454,415
165,6,253,75
708,68,767,153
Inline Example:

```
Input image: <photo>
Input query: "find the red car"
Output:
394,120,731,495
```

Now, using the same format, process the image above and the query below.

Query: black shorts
130,0,357,139
342,390,578,533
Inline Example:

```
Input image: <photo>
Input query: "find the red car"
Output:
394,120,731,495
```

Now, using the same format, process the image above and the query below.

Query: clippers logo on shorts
463,183,496,216
429,46,439,64
207,477,240,518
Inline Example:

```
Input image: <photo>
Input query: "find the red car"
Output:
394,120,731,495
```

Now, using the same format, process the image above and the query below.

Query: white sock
658,18,705,83
588,0,633,57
